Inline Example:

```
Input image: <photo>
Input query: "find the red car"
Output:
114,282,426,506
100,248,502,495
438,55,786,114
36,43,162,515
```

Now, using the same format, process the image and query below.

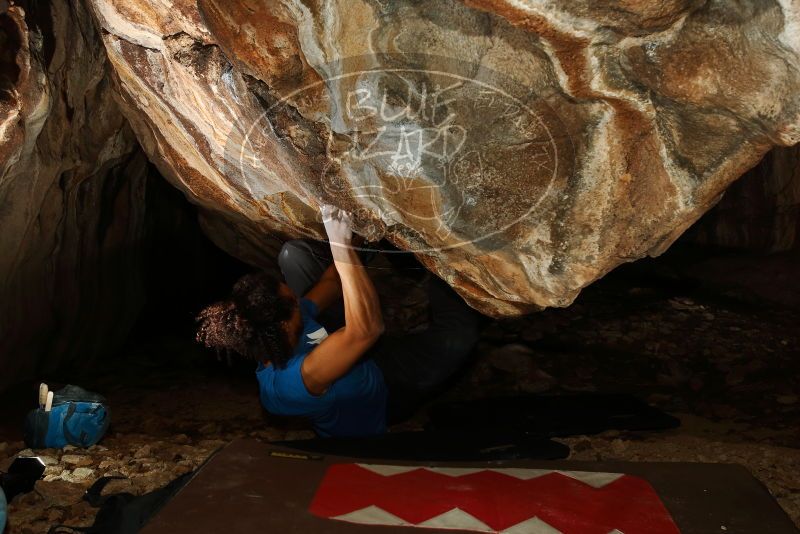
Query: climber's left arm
304,235,371,312
303,264,342,313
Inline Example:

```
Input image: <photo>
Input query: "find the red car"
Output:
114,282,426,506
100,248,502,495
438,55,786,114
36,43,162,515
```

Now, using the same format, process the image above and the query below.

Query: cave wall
0,0,151,390
0,0,252,392
687,144,800,252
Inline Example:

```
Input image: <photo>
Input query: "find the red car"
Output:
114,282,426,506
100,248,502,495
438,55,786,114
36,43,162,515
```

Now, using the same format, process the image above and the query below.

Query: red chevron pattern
309,464,680,533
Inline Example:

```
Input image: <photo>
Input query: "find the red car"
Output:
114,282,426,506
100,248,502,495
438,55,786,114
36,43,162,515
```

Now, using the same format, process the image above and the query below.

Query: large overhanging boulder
86,0,800,316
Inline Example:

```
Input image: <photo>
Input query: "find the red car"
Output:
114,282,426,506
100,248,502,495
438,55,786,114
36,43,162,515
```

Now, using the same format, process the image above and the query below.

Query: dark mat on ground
274,429,569,461
142,438,798,534
0,457,45,502
427,393,680,437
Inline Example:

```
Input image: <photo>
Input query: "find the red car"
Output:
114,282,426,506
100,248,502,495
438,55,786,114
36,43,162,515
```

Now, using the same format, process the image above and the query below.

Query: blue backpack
24,385,110,449
0,485,6,534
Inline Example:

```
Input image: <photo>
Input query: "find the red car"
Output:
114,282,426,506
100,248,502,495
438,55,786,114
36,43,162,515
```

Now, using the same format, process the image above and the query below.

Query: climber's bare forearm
332,244,384,340
301,207,384,394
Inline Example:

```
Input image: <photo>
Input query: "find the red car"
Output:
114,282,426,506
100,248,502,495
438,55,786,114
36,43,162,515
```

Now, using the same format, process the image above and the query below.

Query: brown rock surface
0,0,150,388
84,0,800,316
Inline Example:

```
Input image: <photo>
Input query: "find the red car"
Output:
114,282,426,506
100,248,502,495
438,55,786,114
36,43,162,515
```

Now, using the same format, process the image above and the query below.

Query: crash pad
141,439,797,534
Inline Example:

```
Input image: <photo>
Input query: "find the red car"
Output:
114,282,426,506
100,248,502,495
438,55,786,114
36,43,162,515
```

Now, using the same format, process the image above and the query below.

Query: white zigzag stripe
332,505,411,526
356,464,419,476
355,464,624,488
427,467,487,477
332,506,570,533
501,517,563,533
417,508,493,532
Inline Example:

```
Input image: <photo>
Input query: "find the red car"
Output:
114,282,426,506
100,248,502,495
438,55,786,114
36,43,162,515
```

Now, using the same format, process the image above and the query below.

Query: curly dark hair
196,272,297,368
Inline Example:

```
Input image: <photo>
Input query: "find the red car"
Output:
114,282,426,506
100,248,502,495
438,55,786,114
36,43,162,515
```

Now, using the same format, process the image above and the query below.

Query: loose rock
35,480,86,507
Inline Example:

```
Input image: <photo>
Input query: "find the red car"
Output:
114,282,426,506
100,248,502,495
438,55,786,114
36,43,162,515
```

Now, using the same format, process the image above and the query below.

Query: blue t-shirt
256,298,387,437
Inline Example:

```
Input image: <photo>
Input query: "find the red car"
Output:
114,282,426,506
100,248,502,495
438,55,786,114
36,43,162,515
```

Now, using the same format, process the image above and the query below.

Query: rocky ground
1,246,798,532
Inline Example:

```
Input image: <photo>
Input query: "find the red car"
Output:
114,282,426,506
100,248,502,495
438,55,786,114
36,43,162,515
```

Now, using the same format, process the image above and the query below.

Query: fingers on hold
320,204,353,224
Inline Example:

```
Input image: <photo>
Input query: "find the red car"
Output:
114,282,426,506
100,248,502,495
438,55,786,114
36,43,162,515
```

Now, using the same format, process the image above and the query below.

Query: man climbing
196,205,480,437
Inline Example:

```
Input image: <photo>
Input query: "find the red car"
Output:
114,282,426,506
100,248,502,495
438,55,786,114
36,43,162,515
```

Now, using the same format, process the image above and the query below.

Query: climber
196,205,480,437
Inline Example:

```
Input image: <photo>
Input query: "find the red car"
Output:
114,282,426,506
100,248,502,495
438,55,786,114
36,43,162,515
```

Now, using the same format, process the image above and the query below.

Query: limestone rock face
0,0,149,387
85,0,800,315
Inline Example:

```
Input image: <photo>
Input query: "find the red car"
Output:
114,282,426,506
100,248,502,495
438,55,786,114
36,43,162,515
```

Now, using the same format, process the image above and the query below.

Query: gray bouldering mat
142,438,797,534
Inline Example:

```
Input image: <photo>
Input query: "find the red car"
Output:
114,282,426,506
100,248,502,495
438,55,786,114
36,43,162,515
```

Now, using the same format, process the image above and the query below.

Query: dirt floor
1,245,798,532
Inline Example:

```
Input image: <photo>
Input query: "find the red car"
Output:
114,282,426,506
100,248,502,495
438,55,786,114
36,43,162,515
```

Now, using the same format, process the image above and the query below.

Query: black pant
278,239,480,422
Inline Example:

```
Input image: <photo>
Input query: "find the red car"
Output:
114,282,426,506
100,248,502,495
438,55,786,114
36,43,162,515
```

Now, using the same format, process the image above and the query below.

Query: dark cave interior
2,0,799,530
1,152,799,531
